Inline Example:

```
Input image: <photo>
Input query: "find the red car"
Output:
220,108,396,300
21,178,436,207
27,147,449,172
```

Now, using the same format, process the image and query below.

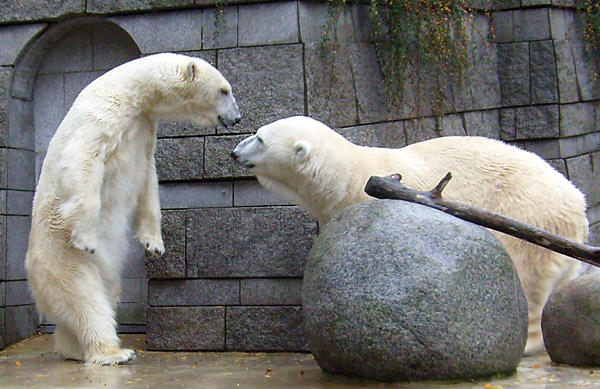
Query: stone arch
8,17,142,334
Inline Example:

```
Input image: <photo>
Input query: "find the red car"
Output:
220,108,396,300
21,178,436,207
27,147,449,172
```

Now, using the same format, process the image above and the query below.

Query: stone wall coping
0,0,586,26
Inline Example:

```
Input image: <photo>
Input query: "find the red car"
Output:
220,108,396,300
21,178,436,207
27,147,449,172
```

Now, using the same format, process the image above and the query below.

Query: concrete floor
2,335,600,388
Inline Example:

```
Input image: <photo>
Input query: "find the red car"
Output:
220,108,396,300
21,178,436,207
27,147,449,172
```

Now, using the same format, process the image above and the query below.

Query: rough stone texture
149,279,239,306
513,138,561,160
498,42,531,106
7,190,34,216
338,121,406,149
155,137,204,182
458,41,502,111
0,308,3,349
4,305,37,345
7,149,34,191
493,11,514,43
240,278,303,305
187,207,316,278
232,180,290,207
204,135,251,179
351,43,397,124
226,306,308,351
542,274,600,366
159,182,232,210
550,8,585,42
530,40,558,104
218,45,305,134
566,151,600,206
0,216,5,280
464,110,501,138
560,132,600,159
202,6,238,49
501,105,560,140
116,303,145,326
299,2,356,45
555,40,581,104
513,8,551,42
404,117,439,145
560,102,597,137
0,191,6,215
0,68,10,147
305,43,358,128
158,121,215,138
145,211,186,279
0,24,46,66
238,2,298,46
304,200,528,382
146,307,225,351
5,280,34,306
87,0,193,14
110,10,203,54
440,113,467,137
0,149,7,189
6,216,30,280
0,0,84,23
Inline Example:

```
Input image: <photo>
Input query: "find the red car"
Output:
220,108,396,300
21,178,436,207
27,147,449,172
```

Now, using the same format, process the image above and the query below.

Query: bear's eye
256,136,264,144
220,88,230,96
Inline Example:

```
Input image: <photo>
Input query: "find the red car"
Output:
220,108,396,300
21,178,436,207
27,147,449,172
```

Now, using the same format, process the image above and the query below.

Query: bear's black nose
230,151,239,161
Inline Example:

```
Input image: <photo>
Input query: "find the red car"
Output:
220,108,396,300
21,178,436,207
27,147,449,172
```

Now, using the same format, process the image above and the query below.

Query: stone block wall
0,1,598,351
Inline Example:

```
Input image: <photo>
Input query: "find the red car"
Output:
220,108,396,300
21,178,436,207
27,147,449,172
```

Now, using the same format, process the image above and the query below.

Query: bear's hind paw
86,348,136,366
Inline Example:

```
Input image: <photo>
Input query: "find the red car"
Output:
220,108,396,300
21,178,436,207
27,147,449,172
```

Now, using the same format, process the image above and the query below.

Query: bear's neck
297,143,376,225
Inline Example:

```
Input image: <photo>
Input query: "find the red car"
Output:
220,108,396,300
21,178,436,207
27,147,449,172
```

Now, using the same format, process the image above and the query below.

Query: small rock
542,273,600,366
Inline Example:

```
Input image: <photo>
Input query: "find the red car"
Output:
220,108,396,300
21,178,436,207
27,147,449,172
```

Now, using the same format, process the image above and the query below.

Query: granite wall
0,0,598,351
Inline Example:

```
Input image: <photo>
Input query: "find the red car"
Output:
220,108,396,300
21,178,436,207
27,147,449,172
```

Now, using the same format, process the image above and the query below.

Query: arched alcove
8,17,143,336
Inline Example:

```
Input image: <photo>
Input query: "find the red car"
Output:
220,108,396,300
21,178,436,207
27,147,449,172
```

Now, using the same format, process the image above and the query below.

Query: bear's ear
186,61,197,81
294,140,311,161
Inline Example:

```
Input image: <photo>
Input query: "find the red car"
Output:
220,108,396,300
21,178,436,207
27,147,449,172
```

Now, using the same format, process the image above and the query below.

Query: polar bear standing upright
26,53,241,365
232,116,589,355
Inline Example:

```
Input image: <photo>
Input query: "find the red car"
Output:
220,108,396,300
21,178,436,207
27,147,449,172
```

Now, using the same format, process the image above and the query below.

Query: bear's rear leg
76,294,136,366
56,262,136,365
54,323,85,361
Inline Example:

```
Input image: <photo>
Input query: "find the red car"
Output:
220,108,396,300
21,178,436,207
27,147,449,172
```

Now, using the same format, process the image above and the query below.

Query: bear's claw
142,240,165,257
71,231,98,254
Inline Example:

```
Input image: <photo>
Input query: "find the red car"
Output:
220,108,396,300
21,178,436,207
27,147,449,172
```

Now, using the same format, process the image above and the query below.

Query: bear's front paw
141,238,165,257
71,230,98,254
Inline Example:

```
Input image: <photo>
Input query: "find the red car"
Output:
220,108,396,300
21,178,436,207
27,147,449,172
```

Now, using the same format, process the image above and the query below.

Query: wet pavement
1,334,600,388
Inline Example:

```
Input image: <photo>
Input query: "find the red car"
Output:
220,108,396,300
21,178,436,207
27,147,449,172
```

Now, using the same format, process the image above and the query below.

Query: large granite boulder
303,200,528,382
542,273,600,366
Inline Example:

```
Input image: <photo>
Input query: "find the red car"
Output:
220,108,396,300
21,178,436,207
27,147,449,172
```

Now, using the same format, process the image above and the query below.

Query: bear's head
154,53,241,129
231,116,352,209
231,116,322,179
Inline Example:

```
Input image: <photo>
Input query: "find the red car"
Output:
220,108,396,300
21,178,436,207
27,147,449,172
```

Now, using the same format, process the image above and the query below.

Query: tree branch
364,173,600,268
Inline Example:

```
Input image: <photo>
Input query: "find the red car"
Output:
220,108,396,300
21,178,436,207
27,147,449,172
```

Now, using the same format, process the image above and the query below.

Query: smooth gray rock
303,200,528,382
542,273,600,366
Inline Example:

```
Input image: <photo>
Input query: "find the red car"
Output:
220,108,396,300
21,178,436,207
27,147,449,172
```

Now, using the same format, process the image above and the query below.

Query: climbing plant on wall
581,0,600,78
365,0,479,117
317,0,480,118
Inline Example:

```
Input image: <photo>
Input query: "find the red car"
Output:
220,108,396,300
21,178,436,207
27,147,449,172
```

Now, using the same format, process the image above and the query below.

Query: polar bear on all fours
25,53,241,365
232,115,590,356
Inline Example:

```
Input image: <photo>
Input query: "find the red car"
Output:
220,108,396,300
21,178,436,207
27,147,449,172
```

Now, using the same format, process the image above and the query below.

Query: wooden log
364,173,600,268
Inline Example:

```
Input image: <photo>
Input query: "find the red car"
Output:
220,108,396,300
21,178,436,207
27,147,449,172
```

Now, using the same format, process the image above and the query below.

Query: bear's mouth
230,151,255,169
218,115,242,128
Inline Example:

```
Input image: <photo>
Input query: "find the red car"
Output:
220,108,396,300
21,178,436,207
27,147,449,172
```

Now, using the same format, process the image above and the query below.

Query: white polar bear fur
232,115,590,355
25,53,241,365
